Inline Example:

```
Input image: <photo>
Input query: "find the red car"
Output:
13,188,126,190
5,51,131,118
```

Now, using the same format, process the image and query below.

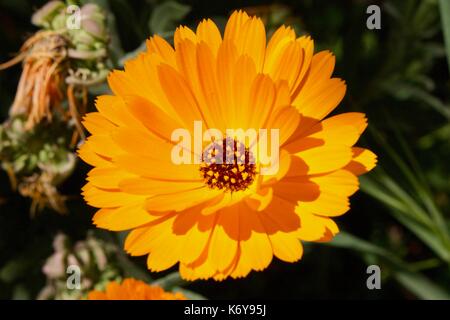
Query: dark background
0,0,449,300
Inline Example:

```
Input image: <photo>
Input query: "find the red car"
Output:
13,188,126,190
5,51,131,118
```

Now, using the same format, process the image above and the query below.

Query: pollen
199,138,257,192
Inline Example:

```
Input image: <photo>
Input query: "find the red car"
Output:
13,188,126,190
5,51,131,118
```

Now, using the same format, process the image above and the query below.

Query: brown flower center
199,138,257,192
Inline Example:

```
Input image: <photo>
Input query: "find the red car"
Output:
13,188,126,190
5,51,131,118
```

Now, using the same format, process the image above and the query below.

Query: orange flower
79,10,377,281
87,278,186,300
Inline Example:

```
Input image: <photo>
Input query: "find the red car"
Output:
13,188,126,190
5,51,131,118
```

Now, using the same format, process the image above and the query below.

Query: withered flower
1,1,109,133
0,1,111,214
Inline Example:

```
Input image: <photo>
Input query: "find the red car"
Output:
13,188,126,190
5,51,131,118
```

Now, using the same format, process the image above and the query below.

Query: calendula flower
87,278,186,300
79,10,377,280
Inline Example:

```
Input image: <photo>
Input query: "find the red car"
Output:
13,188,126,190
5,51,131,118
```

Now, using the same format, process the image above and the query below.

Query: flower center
199,138,257,192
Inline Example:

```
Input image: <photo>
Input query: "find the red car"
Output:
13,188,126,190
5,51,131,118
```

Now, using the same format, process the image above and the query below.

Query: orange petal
295,145,353,175
294,209,339,241
124,95,184,143
269,232,303,262
264,25,296,74
196,19,222,55
146,35,176,67
82,112,116,135
344,147,378,175
293,78,346,120
119,177,202,195
82,183,146,208
208,209,239,272
224,10,250,45
87,167,134,189
93,203,158,231
145,187,222,212
78,142,111,168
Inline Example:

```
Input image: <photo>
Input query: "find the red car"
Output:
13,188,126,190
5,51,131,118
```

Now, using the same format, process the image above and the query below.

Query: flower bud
31,1,65,28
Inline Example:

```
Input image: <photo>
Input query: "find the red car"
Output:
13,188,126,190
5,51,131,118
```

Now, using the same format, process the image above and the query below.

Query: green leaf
360,176,432,228
394,270,450,300
151,272,207,300
328,232,450,300
328,232,396,261
389,210,450,262
149,1,191,35
153,272,186,290
364,124,450,258
173,288,207,300
439,0,450,74
361,175,450,262
12,284,31,300
0,258,30,283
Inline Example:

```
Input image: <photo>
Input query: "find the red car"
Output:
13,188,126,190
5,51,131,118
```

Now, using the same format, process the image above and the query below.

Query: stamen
199,138,257,192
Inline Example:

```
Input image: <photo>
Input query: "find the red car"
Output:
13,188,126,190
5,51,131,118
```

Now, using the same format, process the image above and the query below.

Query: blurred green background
0,0,449,299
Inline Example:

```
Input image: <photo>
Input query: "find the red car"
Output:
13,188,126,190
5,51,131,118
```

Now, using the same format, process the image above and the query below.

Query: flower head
80,10,377,280
87,278,186,300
